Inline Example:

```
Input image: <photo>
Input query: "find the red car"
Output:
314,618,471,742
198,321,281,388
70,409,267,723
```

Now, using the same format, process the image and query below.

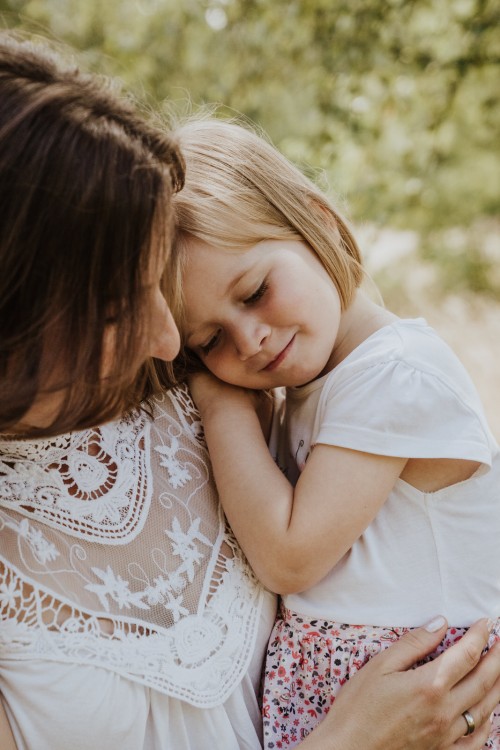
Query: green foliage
1,0,499,294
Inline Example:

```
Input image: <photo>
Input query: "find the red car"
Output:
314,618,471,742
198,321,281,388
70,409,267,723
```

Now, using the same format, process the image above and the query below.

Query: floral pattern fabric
263,606,500,749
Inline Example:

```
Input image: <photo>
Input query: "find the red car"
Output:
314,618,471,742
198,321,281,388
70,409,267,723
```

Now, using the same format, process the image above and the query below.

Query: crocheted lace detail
0,386,264,707
0,414,149,541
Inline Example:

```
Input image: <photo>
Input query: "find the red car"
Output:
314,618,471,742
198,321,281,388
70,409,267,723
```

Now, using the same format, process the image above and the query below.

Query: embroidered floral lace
0,385,264,707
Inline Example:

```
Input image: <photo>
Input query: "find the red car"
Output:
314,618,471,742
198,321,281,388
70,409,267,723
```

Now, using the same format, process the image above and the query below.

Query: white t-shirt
284,318,500,626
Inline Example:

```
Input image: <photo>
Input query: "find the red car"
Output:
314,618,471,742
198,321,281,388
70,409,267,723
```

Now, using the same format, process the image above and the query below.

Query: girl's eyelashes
244,280,268,305
196,281,268,356
199,329,221,356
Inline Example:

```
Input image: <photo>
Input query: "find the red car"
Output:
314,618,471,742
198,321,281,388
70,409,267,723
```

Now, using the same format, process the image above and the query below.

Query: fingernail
424,615,446,632
486,617,497,633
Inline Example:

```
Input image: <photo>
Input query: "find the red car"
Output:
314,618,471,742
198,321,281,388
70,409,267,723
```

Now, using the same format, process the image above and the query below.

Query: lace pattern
0,385,264,707
0,416,150,541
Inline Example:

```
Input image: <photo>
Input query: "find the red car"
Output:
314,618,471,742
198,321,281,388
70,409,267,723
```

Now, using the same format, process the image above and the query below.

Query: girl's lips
263,335,295,372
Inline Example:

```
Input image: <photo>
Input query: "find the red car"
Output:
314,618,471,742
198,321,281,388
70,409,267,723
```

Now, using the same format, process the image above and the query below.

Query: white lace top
0,386,275,748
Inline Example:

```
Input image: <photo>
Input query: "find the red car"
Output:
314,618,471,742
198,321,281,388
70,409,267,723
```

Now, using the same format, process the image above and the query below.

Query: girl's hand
188,372,273,438
188,371,251,417
300,616,500,750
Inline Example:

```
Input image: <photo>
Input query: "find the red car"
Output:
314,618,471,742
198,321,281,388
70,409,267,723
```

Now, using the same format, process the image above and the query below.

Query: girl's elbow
257,559,318,596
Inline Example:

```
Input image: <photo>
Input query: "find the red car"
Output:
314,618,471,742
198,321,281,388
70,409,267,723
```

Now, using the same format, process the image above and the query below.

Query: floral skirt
262,606,500,749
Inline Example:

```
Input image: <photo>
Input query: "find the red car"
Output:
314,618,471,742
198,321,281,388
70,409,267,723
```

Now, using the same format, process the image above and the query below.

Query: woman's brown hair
0,32,184,437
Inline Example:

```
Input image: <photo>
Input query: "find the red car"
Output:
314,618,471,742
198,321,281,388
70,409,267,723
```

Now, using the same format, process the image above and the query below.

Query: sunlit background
2,0,498,434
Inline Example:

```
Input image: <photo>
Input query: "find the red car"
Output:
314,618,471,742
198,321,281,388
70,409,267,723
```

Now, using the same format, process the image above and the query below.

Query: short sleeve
314,322,495,465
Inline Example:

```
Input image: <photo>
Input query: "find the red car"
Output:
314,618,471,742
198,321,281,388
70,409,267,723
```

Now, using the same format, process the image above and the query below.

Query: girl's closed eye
195,281,268,356
199,329,222,356
244,281,268,305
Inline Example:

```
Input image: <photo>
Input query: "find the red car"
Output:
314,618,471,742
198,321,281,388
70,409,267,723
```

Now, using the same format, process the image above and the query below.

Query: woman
0,30,499,750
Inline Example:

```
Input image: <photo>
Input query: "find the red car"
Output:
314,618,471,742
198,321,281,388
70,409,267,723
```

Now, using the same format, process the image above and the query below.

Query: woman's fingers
305,617,499,750
411,619,500,746
453,719,491,749
453,705,494,749
450,654,500,748
355,616,499,749
416,618,494,689
368,615,450,673
449,638,500,721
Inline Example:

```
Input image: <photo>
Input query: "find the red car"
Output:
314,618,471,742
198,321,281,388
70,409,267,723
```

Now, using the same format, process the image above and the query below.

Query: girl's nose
235,320,271,361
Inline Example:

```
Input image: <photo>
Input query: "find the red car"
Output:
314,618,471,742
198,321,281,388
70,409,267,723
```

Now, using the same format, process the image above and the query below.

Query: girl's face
182,238,342,389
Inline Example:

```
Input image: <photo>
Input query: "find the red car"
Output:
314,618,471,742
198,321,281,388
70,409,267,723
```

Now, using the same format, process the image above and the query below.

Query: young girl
170,116,500,749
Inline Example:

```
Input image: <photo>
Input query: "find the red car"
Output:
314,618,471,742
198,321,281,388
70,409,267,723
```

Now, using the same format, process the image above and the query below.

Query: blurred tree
1,0,498,293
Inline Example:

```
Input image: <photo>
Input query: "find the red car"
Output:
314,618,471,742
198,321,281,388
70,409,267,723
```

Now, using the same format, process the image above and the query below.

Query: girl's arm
190,373,406,593
0,699,16,750
297,616,500,749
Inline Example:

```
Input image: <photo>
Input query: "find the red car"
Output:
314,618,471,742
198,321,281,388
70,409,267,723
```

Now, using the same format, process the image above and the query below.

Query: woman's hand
299,616,500,750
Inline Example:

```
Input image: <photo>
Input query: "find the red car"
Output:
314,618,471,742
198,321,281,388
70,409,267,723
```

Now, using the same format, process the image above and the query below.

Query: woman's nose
149,290,180,362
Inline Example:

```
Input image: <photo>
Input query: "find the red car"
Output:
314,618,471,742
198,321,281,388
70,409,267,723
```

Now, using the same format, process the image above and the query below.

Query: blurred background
2,0,498,434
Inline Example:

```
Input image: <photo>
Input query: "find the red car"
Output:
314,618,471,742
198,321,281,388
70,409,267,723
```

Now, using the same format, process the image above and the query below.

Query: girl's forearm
200,399,297,589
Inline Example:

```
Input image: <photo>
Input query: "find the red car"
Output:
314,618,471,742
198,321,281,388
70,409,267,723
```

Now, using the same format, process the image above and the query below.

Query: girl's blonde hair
173,115,362,285
165,114,364,383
